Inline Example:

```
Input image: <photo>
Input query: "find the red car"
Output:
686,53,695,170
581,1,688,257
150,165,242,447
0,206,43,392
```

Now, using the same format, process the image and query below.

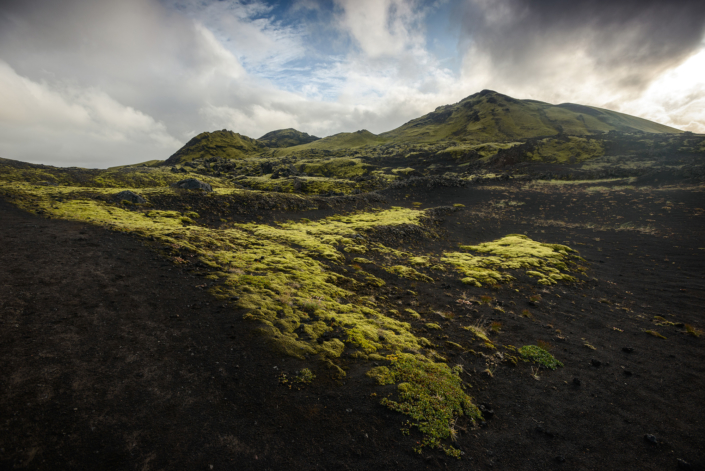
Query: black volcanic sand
1,181,704,470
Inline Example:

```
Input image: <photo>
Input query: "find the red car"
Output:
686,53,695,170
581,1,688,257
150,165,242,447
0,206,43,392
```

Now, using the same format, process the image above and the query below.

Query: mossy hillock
164,129,267,165
257,128,321,148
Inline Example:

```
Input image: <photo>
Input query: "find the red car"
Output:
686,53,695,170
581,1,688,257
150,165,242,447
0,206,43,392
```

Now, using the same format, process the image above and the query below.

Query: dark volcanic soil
1,182,704,470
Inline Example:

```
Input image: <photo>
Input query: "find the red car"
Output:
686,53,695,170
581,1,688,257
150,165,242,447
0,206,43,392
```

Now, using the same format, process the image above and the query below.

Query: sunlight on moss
442,234,579,286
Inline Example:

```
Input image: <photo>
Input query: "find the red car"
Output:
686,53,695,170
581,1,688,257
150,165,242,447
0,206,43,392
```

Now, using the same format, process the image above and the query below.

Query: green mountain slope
164,130,266,165
257,128,320,148
274,129,386,155
380,90,681,144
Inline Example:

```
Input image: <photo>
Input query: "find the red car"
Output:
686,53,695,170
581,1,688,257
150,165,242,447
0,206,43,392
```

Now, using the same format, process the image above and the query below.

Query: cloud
457,0,705,105
0,61,181,167
334,0,423,58
618,48,705,133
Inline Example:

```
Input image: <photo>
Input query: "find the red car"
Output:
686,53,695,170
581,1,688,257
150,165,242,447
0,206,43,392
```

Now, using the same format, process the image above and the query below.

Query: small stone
591,359,601,367
113,190,146,204
622,347,634,353
555,455,566,463
677,458,692,470
173,178,213,192
572,378,581,386
624,370,633,376
644,434,658,445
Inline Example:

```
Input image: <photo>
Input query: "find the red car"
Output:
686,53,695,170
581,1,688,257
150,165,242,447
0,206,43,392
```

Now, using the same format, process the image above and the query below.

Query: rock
572,378,581,386
677,458,693,470
113,190,146,204
173,178,213,192
479,404,495,418
644,434,658,445
622,347,634,353
555,455,566,463
623,370,633,376
591,359,601,367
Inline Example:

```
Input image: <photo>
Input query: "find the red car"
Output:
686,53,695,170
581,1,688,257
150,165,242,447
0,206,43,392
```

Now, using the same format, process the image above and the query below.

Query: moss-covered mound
164,129,266,165
257,128,321,148
442,234,580,286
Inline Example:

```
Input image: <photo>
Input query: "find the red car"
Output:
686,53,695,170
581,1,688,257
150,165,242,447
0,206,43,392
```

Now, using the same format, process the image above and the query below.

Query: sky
0,0,704,168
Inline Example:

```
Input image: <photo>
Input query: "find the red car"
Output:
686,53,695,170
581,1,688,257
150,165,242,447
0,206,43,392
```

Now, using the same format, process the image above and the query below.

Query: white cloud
334,0,422,58
618,48,705,133
0,61,180,167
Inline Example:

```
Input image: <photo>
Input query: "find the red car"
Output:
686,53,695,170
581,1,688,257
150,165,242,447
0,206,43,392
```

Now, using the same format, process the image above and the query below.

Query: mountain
257,128,320,148
163,91,682,163
379,90,681,144
164,130,266,165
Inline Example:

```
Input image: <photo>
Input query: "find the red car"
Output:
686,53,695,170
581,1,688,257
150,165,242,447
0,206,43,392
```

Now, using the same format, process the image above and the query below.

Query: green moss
378,353,481,458
364,274,386,287
367,366,394,385
643,329,667,339
443,235,578,287
408,256,430,266
463,325,490,344
425,323,442,330
530,136,604,163
296,158,373,179
404,308,421,319
294,368,316,384
385,265,433,282
1,184,436,362
518,345,563,370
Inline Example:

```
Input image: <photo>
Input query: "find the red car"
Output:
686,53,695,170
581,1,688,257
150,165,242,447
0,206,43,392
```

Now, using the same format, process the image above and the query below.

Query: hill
164,129,266,165
379,90,681,144
257,128,320,148
273,129,386,155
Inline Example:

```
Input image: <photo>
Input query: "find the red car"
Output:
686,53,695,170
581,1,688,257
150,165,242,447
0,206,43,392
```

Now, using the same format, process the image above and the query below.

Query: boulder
113,190,146,204
173,178,213,192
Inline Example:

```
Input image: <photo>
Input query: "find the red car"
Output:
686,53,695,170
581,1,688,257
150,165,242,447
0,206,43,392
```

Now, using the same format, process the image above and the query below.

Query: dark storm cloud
459,0,705,96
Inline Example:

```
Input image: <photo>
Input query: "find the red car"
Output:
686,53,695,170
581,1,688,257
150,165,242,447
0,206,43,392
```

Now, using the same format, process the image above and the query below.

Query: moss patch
443,234,579,287
518,345,563,370
378,353,481,458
